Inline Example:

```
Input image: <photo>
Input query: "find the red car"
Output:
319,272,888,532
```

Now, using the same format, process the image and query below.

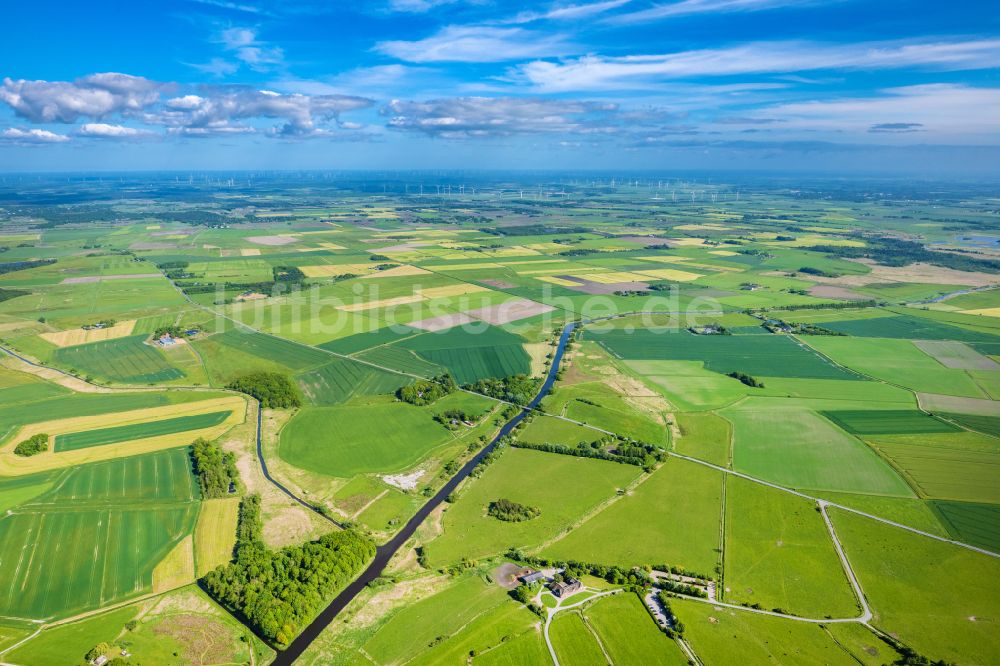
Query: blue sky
0,0,997,174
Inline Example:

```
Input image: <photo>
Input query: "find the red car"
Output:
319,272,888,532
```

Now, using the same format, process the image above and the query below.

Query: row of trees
191,438,241,498
201,494,376,647
511,436,666,470
227,372,302,409
806,236,1000,273
727,371,765,388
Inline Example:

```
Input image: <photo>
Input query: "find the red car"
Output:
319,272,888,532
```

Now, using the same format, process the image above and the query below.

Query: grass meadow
541,457,723,573
426,448,641,568
723,476,860,618
831,508,1000,665
279,396,453,477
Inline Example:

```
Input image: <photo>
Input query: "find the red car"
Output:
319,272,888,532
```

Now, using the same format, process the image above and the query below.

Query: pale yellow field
536,276,582,287
524,242,569,252
962,307,1000,317
423,262,504,271
240,248,261,256
709,250,739,256
674,223,727,231
194,498,240,576
501,259,567,266
337,294,425,312
360,264,431,279
145,225,161,230
152,535,196,593
39,320,137,348
517,266,595,275
479,246,541,257
637,255,693,263
419,284,490,298
636,268,704,281
579,271,651,284
301,263,376,277
667,238,707,246
317,242,346,250
524,342,550,377
0,395,247,475
766,236,865,248
0,233,40,242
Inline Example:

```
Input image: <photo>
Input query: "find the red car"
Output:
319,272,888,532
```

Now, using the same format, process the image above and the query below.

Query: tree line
396,374,455,405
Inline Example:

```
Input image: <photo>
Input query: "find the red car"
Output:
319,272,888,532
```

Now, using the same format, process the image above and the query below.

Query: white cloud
148,87,373,137
383,96,620,138
512,39,1000,91
753,84,1000,141
77,123,158,139
504,0,632,23
607,0,815,24
0,73,163,123
1,127,70,143
204,26,285,73
376,25,574,63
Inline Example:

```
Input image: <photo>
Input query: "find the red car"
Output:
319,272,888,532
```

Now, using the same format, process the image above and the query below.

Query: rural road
542,589,621,666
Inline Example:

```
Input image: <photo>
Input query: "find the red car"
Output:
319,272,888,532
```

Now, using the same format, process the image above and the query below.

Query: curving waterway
272,321,576,665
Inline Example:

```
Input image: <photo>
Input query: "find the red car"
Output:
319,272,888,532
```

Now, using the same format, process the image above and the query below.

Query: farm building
155,334,178,347
518,569,546,585
551,577,583,597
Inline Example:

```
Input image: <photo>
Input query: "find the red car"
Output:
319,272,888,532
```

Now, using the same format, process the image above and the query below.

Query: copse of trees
227,372,302,409
191,438,241,498
14,433,48,457
465,374,541,405
397,375,455,405
201,493,376,647
487,498,541,522
511,434,665,470
727,371,764,388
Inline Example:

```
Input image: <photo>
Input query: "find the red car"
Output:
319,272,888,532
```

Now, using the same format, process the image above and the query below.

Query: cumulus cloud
77,123,158,139
1,127,70,143
0,73,164,123
382,97,620,138
147,87,373,137
512,39,1000,91
376,26,574,63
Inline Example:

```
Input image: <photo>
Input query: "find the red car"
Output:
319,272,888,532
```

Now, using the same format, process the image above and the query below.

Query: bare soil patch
481,279,517,289
247,235,298,246
467,299,555,325
409,312,474,332
808,284,871,300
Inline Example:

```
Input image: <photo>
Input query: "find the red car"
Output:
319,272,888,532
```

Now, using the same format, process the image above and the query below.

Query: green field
295,356,410,405
398,326,532,383
939,412,1000,437
821,409,960,435
723,476,860,618
355,344,445,378
317,325,418,355
279,396,453,477
541,458,723,573
207,328,330,371
831,508,1000,665
593,329,857,379
584,593,687,665
54,410,231,451
805,337,988,398
672,597,891,665
932,500,1000,552
426,448,641,568
0,448,198,619
549,611,607,666
869,435,1000,502
675,412,731,466
725,402,913,495
53,335,184,383
822,314,1000,343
